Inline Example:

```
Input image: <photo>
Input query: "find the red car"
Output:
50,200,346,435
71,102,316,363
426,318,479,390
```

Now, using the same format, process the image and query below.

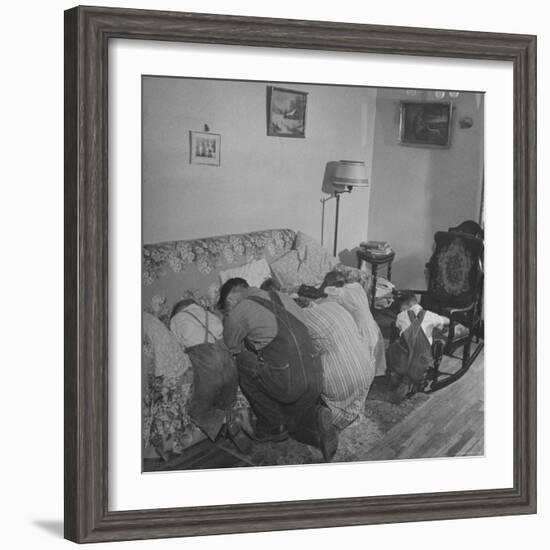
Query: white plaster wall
143,76,376,259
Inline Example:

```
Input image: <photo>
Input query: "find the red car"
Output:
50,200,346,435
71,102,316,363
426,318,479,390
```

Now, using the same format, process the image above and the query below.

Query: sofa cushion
295,231,339,283
270,249,318,289
219,257,271,288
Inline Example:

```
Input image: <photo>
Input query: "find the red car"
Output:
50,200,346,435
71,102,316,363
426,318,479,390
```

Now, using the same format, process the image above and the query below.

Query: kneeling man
219,278,338,462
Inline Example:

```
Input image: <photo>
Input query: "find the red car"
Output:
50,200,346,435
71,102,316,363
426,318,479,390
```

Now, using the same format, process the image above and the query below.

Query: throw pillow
269,249,318,289
219,257,271,288
294,231,338,282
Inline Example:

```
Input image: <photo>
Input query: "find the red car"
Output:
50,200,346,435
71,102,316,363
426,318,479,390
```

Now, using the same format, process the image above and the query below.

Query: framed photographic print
142,76,485,472
399,101,453,147
267,86,308,137
189,130,221,165
64,5,536,544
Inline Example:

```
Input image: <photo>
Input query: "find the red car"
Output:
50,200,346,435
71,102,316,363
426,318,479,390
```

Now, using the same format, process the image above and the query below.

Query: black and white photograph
1,0,543,546
189,130,221,165
142,76,485,472
399,101,454,147
266,86,308,137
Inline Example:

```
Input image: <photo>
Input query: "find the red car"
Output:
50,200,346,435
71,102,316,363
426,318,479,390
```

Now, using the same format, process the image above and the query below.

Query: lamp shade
333,160,369,188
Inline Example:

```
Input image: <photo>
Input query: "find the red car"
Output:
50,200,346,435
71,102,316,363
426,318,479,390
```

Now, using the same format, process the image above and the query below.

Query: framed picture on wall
64,5,536,544
189,130,221,165
399,101,453,147
267,86,308,138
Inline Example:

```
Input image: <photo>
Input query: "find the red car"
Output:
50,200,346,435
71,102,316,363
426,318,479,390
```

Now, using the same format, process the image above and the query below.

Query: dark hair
322,270,346,289
170,298,196,319
399,291,418,309
260,278,280,292
218,277,249,310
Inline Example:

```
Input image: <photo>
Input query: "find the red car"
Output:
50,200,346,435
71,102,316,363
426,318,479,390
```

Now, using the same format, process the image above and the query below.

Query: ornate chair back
425,231,484,309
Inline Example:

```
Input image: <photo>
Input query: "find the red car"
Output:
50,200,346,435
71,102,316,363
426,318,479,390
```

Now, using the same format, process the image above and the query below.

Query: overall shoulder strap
246,295,274,311
403,309,423,339
247,294,297,334
247,292,286,313
269,290,284,308
402,308,431,353
203,311,209,343
181,309,217,342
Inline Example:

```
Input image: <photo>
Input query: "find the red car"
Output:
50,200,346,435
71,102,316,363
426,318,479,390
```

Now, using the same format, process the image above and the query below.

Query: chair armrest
441,303,476,316
392,288,429,296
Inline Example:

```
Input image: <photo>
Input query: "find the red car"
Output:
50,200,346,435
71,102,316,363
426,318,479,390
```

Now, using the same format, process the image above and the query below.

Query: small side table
356,249,395,308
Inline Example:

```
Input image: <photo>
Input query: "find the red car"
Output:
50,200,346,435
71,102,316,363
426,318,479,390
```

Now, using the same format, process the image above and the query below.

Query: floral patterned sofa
142,228,371,461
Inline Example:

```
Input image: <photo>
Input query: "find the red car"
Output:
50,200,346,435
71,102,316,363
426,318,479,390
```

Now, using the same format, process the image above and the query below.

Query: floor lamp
330,160,369,257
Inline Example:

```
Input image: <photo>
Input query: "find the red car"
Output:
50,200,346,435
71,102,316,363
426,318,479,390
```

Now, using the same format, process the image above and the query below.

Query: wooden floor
367,349,484,460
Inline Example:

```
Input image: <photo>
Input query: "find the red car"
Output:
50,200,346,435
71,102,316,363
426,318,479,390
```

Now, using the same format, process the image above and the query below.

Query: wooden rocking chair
392,229,484,392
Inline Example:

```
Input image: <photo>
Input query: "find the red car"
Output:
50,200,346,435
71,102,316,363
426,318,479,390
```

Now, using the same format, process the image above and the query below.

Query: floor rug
243,377,431,467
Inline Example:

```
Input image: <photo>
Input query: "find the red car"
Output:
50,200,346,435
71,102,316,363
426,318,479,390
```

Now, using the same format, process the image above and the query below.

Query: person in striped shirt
301,300,375,430
220,278,339,462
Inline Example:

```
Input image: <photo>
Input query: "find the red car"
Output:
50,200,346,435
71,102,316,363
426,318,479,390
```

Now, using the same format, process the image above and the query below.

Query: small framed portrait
267,86,308,138
189,131,221,165
399,101,453,148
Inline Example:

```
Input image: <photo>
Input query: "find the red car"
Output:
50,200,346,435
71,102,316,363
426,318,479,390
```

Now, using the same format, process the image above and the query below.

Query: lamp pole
333,186,353,257
333,192,341,257
328,160,368,257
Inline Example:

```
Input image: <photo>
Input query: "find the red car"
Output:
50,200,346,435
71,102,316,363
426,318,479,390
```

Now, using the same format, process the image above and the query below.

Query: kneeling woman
302,301,375,430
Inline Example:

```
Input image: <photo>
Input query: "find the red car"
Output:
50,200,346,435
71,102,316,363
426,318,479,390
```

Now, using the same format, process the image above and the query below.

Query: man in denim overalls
220,278,338,462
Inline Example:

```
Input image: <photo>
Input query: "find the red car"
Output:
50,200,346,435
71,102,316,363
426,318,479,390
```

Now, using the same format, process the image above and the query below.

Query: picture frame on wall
189,130,221,165
399,101,453,147
64,5,536,544
267,86,308,138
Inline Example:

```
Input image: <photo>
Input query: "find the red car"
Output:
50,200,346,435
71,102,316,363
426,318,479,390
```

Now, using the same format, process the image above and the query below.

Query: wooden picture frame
399,101,453,148
64,6,536,543
267,86,308,138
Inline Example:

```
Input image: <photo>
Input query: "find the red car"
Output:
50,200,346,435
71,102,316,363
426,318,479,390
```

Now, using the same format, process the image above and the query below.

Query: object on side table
360,240,394,256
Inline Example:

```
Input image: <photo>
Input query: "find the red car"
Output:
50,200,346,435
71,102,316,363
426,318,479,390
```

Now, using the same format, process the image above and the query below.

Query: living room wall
143,76,377,260
368,89,484,289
